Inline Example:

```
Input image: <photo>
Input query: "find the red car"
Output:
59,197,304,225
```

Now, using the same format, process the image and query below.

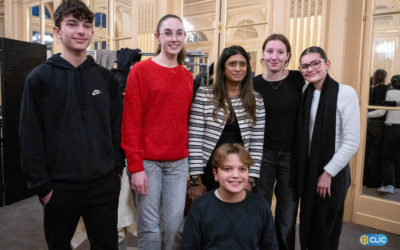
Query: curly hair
54,0,94,28
212,143,254,172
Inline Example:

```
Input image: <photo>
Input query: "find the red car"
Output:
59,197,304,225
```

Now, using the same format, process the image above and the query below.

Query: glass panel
113,0,133,48
32,31,41,43
183,0,217,77
29,5,41,43
225,23,267,75
102,13,107,28
91,0,108,50
95,13,101,27
226,0,268,26
45,7,51,19
225,0,268,75
363,107,400,203
375,0,400,15
183,0,216,31
363,0,400,202
44,3,54,48
32,6,40,17
370,13,400,81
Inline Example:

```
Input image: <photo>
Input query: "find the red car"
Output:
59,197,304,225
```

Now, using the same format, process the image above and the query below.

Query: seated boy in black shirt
182,143,278,250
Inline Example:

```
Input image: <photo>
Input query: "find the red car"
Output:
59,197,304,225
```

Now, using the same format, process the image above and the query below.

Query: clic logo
359,234,388,246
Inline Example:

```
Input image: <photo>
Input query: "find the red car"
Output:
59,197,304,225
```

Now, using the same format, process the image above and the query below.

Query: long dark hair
155,14,186,65
213,45,256,124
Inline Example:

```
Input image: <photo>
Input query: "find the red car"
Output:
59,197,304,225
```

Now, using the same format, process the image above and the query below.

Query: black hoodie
19,54,124,198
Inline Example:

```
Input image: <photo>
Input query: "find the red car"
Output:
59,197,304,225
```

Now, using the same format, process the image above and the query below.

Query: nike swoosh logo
92,89,102,96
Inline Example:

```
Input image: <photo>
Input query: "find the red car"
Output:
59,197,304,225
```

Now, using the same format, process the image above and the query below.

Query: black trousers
256,149,299,250
380,124,400,186
305,165,350,250
43,171,121,250
364,120,384,187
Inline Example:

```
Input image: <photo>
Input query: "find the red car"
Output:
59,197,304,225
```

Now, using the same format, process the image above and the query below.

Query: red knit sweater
121,59,193,173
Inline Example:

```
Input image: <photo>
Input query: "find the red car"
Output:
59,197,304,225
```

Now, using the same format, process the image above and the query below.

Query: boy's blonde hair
212,143,254,171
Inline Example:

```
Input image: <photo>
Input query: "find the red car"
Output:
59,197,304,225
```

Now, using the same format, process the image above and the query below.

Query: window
32,6,40,17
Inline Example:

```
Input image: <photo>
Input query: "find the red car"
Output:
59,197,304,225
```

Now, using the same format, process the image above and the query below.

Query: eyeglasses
298,59,326,72
160,31,186,40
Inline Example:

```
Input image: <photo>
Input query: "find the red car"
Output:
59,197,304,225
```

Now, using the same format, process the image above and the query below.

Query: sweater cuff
127,154,145,173
324,160,343,177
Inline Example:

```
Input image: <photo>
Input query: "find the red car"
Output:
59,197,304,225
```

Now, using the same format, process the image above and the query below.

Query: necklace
262,71,287,90
168,68,177,74
269,80,283,90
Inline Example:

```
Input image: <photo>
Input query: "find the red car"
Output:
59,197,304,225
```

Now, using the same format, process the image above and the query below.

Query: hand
131,171,149,194
316,171,332,199
41,190,53,205
188,183,206,201
397,101,400,106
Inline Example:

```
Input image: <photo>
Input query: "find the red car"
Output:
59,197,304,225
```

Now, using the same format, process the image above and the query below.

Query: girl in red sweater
121,14,193,250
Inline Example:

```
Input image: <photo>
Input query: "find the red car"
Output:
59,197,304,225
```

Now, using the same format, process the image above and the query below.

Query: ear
53,26,61,39
213,168,219,182
154,32,160,39
325,59,331,70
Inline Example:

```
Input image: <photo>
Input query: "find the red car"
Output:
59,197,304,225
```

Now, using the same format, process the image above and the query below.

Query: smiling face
156,17,185,58
224,54,248,86
263,39,290,73
53,14,93,55
213,153,249,201
299,52,330,89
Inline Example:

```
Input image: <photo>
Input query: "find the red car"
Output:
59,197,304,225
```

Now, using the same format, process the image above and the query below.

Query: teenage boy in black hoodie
19,0,124,249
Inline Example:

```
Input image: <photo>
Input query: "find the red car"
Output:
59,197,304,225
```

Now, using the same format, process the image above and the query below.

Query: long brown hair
213,45,256,124
155,14,186,65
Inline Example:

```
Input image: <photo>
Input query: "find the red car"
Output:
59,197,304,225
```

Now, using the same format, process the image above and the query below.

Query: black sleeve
260,203,279,250
19,71,53,198
380,100,397,107
181,202,203,250
109,75,125,176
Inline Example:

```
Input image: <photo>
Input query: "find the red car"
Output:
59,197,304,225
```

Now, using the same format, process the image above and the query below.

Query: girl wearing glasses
188,45,265,200
253,34,304,250
293,46,360,250
121,14,193,250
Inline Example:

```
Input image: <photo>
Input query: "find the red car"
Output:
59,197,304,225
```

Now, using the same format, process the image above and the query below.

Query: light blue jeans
133,157,188,250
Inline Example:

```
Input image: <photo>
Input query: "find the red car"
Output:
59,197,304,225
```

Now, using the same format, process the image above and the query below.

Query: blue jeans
133,157,188,250
256,148,298,250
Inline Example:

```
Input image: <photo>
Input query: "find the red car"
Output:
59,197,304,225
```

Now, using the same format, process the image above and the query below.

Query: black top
203,115,243,190
182,190,278,250
253,70,304,152
216,114,243,147
369,84,388,106
369,84,389,122
19,54,125,198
